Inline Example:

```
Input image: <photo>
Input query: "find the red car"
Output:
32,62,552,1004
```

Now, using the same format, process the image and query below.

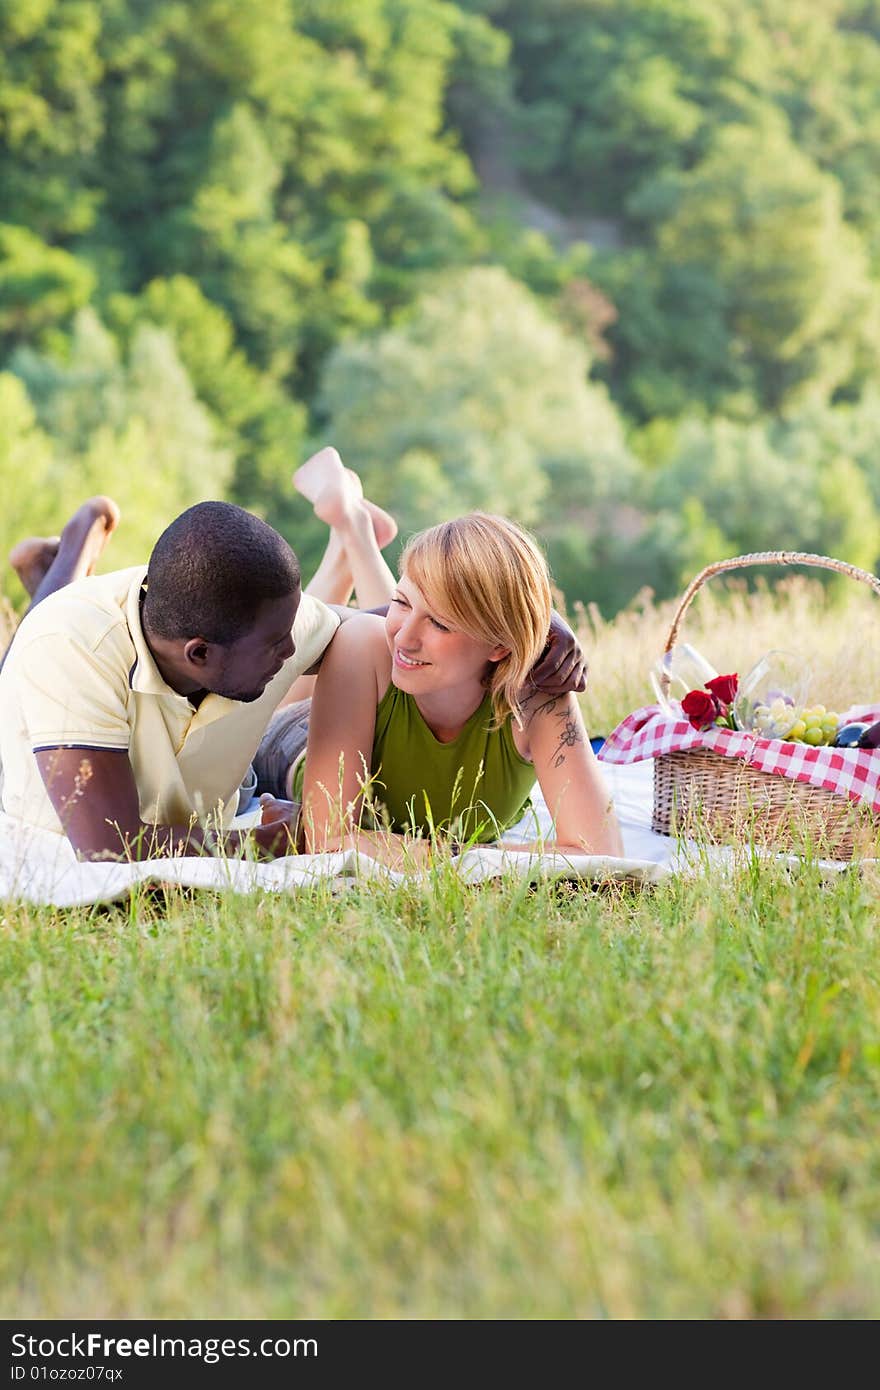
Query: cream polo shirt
0,566,339,836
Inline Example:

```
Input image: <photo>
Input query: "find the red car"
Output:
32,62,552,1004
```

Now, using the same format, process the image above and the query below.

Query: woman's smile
394,648,429,670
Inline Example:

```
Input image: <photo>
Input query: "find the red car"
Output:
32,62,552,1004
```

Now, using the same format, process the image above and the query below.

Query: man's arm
35,747,294,861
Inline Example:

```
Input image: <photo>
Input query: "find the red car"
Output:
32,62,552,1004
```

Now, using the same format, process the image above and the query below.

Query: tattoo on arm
527,694,584,767
524,693,559,723
552,707,583,768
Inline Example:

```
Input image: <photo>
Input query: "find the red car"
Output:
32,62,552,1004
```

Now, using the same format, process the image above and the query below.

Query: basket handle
663,550,880,667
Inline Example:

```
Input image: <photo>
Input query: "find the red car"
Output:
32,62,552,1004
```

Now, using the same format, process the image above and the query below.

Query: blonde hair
400,513,552,727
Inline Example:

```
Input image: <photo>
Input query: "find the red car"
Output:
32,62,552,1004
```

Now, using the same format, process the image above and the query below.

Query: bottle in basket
650,644,718,715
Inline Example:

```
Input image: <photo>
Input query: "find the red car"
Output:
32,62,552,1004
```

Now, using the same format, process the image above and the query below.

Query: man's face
205,589,301,702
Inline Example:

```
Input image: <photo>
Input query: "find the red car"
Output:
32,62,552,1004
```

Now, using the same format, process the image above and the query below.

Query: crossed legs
2,497,120,669
279,447,398,709
2,456,397,803
9,497,121,614
294,447,397,610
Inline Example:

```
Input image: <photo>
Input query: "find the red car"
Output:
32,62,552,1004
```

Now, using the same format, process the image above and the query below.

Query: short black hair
143,501,301,643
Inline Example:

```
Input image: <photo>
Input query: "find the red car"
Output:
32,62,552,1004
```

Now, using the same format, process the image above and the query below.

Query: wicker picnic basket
652,551,880,859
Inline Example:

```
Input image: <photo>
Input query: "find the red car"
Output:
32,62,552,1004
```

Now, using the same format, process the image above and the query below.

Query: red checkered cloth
599,704,880,813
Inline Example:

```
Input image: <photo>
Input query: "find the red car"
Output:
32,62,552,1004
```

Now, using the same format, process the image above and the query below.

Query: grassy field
2,578,880,1319
3,868,880,1319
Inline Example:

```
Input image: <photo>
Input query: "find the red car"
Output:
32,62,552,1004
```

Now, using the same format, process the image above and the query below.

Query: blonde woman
296,509,622,866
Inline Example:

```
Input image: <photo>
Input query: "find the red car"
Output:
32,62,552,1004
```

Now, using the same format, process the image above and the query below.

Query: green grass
2,863,880,1318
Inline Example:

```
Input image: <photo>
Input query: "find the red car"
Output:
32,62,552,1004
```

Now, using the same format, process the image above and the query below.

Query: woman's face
384,572,509,696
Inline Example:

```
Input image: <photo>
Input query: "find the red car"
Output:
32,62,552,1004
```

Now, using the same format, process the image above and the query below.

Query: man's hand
523,609,587,701
250,794,300,857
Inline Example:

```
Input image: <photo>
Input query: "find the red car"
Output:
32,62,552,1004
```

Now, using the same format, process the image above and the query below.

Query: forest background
5,0,880,617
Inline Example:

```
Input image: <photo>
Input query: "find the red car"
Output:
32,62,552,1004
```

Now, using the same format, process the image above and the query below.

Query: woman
287,473,622,866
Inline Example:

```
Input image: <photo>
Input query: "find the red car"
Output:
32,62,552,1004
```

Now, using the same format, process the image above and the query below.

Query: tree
91,0,502,393
0,0,104,241
645,124,880,411
315,264,637,607
650,415,880,579
0,224,93,347
0,370,59,604
107,275,308,530
318,263,629,523
7,309,233,574
467,1,880,417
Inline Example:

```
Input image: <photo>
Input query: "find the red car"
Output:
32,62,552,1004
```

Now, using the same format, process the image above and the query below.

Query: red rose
682,688,721,729
706,673,738,705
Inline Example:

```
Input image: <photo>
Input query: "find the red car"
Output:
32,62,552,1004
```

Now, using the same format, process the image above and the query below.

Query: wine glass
732,649,810,738
650,643,719,715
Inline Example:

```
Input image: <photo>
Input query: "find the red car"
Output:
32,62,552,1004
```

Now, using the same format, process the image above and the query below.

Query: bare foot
293,448,397,547
12,496,120,602
9,536,61,598
292,447,346,505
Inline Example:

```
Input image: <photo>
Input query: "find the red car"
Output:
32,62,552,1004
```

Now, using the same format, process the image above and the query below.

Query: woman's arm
300,618,442,869
512,693,623,857
300,615,387,852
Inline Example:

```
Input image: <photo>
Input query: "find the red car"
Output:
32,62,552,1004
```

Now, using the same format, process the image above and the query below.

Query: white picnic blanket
0,762,680,906
0,762,849,906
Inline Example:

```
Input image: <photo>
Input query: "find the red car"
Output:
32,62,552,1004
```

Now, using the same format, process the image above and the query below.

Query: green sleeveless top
293,683,535,843
367,684,534,842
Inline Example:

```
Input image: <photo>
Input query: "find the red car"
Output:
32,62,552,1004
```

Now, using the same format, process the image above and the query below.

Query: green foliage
650,415,880,582
592,118,880,417
317,265,631,554
89,0,500,392
1,0,504,391
644,124,880,412
474,0,880,241
0,310,232,601
770,390,880,513
463,0,738,210
0,224,94,346
553,397,880,617
471,1,880,421
106,276,308,533
0,0,104,238
589,251,743,421
6,0,880,616
0,370,58,583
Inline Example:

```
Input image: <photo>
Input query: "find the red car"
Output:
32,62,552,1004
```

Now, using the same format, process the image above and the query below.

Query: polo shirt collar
125,567,186,697
124,570,248,722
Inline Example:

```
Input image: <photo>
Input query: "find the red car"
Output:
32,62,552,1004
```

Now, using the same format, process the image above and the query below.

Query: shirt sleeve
289,594,341,675
13,627,132,753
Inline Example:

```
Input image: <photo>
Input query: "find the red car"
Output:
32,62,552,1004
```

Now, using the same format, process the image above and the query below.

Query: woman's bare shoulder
322,613,390,696
327,611,387,656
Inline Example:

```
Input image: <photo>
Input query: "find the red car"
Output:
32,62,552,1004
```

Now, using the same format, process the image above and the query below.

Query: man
0,497,335,860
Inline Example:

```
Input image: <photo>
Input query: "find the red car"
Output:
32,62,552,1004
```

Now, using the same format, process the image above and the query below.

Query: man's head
143,501,301,702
